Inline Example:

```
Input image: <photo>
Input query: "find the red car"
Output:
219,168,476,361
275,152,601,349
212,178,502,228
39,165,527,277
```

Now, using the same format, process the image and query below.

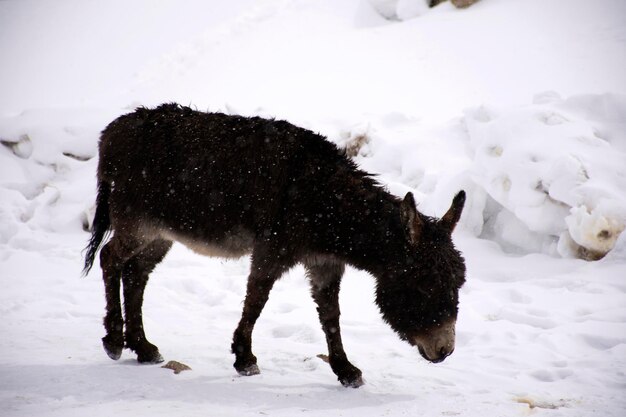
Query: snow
1,0,625,416
463,92,626,258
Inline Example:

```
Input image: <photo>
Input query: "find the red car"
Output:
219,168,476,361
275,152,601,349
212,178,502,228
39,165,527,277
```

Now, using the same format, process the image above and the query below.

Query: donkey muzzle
413,320,456,363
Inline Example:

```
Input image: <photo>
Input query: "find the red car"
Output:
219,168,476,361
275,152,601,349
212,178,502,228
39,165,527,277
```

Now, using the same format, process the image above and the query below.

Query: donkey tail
82,180,111,276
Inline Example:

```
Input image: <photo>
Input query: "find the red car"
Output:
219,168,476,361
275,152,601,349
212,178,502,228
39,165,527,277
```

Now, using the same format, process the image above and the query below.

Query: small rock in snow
161,360,192,374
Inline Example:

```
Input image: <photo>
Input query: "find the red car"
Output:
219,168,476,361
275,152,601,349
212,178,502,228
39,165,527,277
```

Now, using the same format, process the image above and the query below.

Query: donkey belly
160,228,255,259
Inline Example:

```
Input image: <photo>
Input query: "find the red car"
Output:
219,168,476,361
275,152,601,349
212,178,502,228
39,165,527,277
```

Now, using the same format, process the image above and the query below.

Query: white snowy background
1,0,625,416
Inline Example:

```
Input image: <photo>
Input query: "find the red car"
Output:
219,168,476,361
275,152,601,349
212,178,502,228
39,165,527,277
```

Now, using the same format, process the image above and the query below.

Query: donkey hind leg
305,260,363,388
100,234,151,360
121,239,172,364
231,248,290,376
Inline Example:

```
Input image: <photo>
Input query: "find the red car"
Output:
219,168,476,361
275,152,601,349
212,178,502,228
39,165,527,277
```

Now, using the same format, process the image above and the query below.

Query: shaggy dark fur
83,103,467,387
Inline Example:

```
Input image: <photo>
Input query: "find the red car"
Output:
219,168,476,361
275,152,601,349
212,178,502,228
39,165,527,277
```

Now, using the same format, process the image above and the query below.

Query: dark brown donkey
83,103,467,387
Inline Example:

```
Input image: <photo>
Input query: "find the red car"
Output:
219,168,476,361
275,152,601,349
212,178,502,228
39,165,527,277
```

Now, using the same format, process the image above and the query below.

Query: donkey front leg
232,248,289,376
306,261,363,388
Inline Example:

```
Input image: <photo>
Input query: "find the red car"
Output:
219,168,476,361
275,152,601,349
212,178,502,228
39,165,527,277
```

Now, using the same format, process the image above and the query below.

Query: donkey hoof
340,375,364,388
137,351,164,364
237,364,260,376
102,335,123,360
338,366,364,388
130,339,163,364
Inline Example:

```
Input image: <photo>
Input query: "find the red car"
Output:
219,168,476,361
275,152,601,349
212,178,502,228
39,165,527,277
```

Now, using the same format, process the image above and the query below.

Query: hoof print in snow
161,360,192,374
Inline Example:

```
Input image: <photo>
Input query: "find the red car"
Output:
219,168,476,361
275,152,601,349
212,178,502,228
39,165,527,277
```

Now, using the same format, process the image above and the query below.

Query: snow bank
0,107,116,246
464,93,626,259
323,92,626,260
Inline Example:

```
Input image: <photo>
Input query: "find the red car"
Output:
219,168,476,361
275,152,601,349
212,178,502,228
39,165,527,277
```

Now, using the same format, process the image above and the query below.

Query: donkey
83,103,467,387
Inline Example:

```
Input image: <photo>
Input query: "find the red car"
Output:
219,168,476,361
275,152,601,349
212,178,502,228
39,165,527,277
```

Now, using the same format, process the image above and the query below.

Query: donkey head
376,191,466,363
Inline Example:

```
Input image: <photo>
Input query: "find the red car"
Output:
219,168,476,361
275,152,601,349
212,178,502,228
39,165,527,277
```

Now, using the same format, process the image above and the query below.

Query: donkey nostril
439,346,453,358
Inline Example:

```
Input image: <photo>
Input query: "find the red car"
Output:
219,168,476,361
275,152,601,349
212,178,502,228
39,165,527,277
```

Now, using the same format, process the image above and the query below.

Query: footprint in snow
538,112,568,126
274,302,299,314
529,368,573,382
499,309,557,329
580,334,623,351
507,289,532,304
271,324,318,343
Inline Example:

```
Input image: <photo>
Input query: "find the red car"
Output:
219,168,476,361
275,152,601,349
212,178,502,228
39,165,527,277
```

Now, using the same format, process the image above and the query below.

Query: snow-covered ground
1,0,625,416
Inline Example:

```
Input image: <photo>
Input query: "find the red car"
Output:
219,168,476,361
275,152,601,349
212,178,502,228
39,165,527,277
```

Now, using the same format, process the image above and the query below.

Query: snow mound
0,108,115,245
464,92,626,259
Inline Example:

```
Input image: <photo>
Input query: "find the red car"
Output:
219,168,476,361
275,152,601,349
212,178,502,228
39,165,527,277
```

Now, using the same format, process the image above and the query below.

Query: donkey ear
400,192,422,244
440,190,466,233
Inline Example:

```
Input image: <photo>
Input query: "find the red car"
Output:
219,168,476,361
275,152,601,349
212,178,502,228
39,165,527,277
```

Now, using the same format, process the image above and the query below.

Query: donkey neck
302,169,407,276
341,192,405,274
